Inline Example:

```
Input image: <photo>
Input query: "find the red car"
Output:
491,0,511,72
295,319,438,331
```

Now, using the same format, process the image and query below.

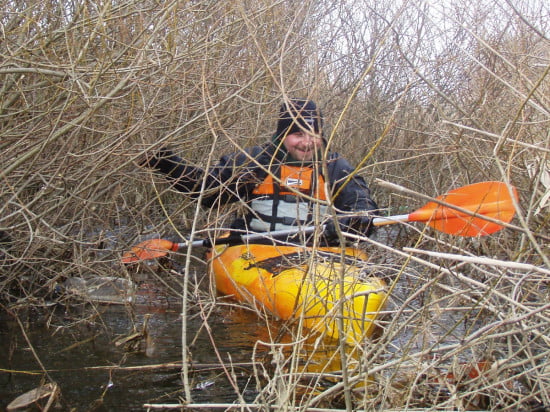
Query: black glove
138,147,202,194
325,215,374,239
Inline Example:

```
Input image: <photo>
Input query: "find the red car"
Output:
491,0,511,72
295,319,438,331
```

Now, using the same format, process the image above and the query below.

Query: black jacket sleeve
145,146,268,207
198,150,263,207
328,155,378,214
145,148,204,194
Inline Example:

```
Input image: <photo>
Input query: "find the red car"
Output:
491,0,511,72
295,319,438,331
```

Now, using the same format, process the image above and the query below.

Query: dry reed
1,0,548,410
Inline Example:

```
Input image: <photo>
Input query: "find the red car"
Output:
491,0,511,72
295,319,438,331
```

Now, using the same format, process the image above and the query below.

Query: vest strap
253,212,306,227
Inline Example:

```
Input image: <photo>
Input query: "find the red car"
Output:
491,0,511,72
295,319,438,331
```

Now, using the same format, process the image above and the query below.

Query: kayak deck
207,243,387,345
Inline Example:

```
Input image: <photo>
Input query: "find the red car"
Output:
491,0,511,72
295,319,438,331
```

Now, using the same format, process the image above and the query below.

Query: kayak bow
207,243,386,345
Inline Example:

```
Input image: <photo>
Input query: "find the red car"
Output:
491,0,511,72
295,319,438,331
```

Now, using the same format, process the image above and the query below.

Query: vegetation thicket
1,0,548,410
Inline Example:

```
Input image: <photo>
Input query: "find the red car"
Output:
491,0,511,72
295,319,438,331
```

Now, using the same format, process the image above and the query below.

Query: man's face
282,131,323,162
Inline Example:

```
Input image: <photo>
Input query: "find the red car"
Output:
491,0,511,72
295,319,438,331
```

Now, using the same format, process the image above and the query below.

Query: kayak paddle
372,181,518,237
122,181,517,263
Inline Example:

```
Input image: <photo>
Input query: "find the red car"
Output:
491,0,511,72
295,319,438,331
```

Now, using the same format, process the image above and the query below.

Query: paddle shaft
169,211,431,250
372,215,409,226
172,225,320,250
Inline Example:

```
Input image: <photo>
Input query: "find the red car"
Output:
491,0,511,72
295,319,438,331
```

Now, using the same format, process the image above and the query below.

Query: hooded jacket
149,141,378,234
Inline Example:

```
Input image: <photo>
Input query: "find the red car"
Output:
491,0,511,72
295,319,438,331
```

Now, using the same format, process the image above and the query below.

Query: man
143,98,378,245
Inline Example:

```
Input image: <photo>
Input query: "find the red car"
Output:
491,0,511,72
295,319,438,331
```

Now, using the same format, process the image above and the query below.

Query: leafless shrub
1,0,548,410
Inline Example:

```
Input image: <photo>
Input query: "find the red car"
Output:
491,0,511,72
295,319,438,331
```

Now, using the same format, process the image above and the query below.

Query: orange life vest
249,165,329,231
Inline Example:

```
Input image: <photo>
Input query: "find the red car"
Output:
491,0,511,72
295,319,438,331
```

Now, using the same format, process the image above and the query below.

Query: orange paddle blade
121,239,177,263
408,181,518,236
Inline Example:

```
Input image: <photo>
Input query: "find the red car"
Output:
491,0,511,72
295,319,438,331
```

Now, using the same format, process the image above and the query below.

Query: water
0,273,271,410
1,264,389,410
0,270,500,411
0,277,418,411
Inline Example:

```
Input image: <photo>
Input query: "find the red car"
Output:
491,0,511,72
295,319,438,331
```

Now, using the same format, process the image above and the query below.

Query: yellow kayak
206,243,387,345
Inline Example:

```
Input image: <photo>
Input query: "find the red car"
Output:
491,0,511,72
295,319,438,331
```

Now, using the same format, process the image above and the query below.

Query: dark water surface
0,278,272,411
0,268,485,411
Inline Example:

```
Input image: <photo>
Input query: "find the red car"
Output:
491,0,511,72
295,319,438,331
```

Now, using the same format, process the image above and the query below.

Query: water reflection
0,272,322,410
1,277,375,410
